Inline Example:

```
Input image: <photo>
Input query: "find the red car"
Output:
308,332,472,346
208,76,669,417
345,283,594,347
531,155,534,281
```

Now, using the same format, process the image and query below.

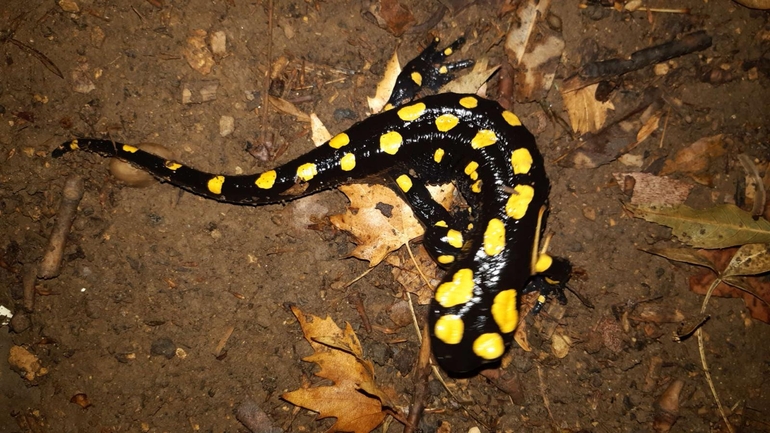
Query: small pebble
150,338,176,359
220,115,235,137
9,311,32,333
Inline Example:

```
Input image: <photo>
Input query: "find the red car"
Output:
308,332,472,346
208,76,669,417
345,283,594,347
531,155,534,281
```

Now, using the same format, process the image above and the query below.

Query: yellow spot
443,47,453,56
434,148,445,163
398,102,426,121
329,133,350,149
340,153,356,171
296,163,317,182
438,255,455,264
380,131,403,155
511,148,533,175
434,315,464,345
503,110,521,126
383,103,394,111
506,185,535,219
439,65,448,74
491,290,518,333
435,220,448,228
164,161,182,171
535,253,553,273
471,130,497,149
464,161,478,176
435,268,474,308
467,223,473,230
473,333,505,360
459,96,477,108
255,170,276,189
445,229,463,248
470,171,478,181
435,113,459,132
122,144,139,153
471,180,482,193
410,71,423,87
69,140,79,150
483,218,506,256
396,174,412,192
207,176,225,195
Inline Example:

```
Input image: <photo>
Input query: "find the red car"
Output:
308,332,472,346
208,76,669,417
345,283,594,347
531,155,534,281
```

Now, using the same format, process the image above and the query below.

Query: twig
38,176,85,279
22,264,37,312
697,277,734,433
404,326,431,433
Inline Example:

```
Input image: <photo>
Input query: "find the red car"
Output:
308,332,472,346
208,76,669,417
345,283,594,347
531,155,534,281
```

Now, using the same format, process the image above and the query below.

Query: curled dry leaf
659,135,725,177
183,29,215,75
70,393,92,409
561,83,615,134
613,173,693,207
652,380,683,432
269,96,310,122
363,0,415,37
551,332,572,359
283,306,395,433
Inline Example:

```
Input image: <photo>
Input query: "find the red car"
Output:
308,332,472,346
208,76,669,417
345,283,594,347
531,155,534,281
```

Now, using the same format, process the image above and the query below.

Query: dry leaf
269,96,310,122
505,0,564,103
330,184,454,267
440,58,499,96
687,248,770,323
387,245,440,305
310,113,331,147
561,83,615,134
551,332,572,359
627,203,770,248
636,110,662,144
367,50,401,113
363,0,415,36
660,135,725,177
613,173,693,207
182,29,215,75
283,306,394,433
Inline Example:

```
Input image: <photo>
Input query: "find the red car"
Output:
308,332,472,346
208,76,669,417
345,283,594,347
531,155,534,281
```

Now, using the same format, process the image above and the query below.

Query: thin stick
697,277,734,433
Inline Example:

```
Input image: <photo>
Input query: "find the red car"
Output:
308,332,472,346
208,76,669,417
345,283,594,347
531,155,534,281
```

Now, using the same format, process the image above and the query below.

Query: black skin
53,37,570,374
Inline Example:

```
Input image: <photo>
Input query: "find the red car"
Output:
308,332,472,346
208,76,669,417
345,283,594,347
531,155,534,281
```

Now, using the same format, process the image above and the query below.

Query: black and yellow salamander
53,37,570,373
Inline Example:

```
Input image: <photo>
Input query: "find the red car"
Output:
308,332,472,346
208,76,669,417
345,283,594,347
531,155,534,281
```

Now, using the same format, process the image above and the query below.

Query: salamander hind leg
524,255,571,314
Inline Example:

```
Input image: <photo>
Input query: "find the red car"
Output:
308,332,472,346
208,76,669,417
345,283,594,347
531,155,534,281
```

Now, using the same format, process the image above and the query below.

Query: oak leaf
283,306,396,433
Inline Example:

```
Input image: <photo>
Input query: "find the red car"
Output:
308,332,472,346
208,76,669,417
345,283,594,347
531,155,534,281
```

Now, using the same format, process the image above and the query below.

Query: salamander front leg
386,37,474,108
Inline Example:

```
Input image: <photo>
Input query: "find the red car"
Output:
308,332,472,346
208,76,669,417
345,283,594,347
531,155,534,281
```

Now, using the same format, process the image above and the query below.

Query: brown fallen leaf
659,135,726,180
283,306,397,433
329,184,453,267
386,245,440,305
561,83,615,134
363,0,414,36
687,246,770,323
182,29,215,75
505,0,564,102
646,245,770,323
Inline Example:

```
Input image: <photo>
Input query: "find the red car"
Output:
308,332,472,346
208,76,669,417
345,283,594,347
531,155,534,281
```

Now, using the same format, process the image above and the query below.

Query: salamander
53,37,570,373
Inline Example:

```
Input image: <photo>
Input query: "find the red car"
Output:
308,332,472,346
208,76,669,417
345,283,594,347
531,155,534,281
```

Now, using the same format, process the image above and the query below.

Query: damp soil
1,1,769,432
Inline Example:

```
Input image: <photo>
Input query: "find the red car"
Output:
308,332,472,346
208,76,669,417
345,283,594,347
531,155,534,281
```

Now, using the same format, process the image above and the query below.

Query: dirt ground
1,0,769,432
